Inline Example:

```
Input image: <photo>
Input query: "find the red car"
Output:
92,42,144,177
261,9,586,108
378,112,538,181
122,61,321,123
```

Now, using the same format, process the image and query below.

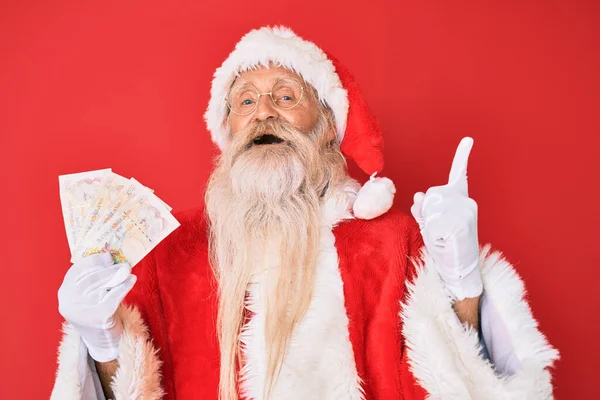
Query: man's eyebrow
268,75,293,83
233,84,254,91
237,74,299,86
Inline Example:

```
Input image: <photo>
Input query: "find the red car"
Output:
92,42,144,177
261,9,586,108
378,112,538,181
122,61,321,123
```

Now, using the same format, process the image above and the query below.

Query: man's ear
221,117,229,132
315,107,337,148
219,117,232,147
323,107,337,143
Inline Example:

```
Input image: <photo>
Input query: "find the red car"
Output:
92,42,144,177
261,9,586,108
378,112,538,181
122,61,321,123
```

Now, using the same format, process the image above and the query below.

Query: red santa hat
204,26,395,220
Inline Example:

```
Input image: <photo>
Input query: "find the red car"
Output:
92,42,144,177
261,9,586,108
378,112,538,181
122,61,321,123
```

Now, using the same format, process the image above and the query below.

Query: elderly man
52,26,558,400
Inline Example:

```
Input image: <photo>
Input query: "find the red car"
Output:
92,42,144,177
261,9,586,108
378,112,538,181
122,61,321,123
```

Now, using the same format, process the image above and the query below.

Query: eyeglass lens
227,78,303,115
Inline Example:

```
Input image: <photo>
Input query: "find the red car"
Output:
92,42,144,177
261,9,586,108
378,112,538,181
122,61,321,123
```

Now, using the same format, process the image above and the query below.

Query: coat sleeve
400,230,559,399
50,253,165,400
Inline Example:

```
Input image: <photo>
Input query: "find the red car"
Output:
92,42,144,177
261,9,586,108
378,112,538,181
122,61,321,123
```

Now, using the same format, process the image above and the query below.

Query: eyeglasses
226,78,305,116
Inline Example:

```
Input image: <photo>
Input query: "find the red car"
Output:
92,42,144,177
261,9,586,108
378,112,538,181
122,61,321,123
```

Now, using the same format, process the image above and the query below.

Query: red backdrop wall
1,1,598,398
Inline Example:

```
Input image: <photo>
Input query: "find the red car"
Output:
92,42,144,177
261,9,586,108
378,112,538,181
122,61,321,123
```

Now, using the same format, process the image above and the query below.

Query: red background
1,1,598,398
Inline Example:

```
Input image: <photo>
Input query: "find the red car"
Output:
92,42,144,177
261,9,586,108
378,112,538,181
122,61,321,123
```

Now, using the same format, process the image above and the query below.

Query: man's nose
254,95,279,121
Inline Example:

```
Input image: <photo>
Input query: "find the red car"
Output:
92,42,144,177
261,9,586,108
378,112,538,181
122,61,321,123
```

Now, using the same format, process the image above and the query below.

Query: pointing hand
411,137,482,300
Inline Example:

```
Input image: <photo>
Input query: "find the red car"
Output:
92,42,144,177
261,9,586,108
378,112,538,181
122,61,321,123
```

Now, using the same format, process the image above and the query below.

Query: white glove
58,252,137,362
410,137,482,300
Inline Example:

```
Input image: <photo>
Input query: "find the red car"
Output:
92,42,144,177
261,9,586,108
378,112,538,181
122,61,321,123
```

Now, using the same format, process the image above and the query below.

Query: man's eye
276,95,294,103
241,99,254,106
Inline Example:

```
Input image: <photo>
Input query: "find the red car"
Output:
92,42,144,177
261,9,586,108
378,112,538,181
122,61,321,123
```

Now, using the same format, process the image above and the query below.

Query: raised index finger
448,137,474,195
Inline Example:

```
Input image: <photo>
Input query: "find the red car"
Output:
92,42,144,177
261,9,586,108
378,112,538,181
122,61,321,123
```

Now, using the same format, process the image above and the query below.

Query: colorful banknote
74,172,130,248
59,169,180,267
59,169,111,254
76,191,180,266
78,177,151,249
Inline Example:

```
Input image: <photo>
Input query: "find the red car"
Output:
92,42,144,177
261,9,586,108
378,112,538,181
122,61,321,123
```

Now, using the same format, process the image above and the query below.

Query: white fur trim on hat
204,26,349,149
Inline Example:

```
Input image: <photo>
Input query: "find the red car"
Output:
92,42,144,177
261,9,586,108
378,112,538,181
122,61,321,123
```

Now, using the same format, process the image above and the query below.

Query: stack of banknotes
59,168,180,267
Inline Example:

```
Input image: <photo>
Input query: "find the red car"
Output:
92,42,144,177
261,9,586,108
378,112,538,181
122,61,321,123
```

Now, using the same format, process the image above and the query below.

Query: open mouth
252,134,285,145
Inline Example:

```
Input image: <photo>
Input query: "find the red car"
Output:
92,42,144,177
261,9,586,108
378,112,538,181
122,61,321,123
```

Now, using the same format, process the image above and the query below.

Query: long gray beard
205,117,353,398
205,118,327,271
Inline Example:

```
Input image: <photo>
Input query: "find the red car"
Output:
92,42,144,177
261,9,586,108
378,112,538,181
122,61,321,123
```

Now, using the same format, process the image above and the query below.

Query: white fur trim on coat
402,245,559,400
51,304,163,400
238,187,364,400
204,26,348,149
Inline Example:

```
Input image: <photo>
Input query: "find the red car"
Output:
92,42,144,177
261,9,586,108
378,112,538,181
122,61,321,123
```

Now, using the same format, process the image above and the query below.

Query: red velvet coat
125,207,428,399
51,204,558,399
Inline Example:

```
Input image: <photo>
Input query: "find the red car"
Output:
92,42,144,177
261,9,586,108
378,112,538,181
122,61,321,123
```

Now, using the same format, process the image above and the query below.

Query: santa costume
51,26,558,400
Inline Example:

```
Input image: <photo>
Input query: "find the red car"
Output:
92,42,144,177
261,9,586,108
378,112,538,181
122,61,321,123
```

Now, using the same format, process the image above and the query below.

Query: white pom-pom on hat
353,173,396,220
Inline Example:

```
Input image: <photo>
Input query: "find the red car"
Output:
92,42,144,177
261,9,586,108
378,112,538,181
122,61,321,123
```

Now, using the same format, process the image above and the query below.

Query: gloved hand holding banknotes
57,168,180,362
